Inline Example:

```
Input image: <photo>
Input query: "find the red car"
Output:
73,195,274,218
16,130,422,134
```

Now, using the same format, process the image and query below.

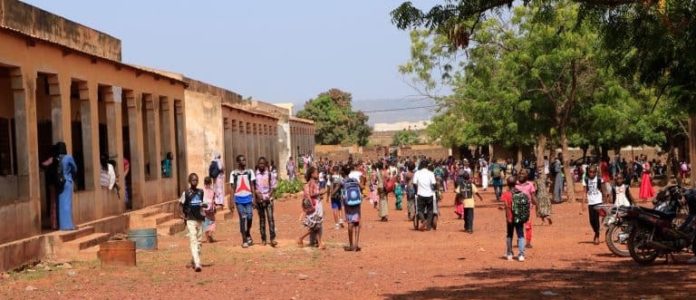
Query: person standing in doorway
99,154,116,191
161,152,173,178
255,157,278,247
230,155,256,248
55,142,77,231
40,144,59,229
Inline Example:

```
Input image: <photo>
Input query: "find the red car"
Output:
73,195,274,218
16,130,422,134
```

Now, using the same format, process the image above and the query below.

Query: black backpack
209,161,221,179
55,156,66,188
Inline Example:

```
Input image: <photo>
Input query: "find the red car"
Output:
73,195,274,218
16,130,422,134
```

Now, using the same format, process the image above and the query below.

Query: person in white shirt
584,165,604,245
412,161,437,231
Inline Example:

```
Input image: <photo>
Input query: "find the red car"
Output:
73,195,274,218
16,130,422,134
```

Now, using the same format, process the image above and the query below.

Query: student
342,165,363,251
611,172,634,207
459,172,484,233
501,176,528,262
299,166,326,249
230,155,256,248
161,152,173,178
490,159,504,201
179,173,206,272
255,157,278,247
202,176,217,243
584,165,604,245
413,160,437,231
329,165,345,230
515,169,537,248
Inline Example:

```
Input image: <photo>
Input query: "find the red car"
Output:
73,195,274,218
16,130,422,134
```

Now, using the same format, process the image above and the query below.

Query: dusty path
2,188,695,299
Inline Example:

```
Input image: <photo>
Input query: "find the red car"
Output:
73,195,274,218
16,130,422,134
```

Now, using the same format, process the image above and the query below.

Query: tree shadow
383,261,696,299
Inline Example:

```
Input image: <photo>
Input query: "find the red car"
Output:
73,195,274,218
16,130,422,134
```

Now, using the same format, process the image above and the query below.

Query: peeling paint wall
183,90,223,177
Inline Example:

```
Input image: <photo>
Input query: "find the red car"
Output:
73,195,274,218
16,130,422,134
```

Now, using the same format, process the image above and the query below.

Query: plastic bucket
127,228,158,250
98,240,136,266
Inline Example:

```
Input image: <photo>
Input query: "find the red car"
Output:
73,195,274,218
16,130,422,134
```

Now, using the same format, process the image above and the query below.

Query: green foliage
272,178,303,199
392,129,421,146
296,89,372,146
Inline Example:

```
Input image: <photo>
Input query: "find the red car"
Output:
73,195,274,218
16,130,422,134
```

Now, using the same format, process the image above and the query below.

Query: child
584,165,604,245
202,176,217,243
459,172,484,233
298,166,326,249
515,169,537,248
501,176,528,262
612,172,634,207
329,165,345,230
394,176,403,211
179,173,206,272
342,164,362,251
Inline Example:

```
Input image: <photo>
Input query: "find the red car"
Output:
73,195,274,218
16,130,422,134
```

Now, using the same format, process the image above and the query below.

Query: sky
23,0,441,124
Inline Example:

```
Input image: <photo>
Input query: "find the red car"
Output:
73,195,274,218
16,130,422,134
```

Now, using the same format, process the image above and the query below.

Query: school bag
55,155,66,188
343,178,362,206
491,163,502,179
511,189,530,224
458,180,473,199
209,161,221,179
183,190,206,221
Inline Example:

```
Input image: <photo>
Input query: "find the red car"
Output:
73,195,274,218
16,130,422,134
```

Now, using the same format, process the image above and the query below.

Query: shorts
344,205,361,224
331,197,342,210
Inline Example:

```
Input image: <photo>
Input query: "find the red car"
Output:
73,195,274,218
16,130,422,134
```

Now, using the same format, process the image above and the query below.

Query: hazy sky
23,0,440,124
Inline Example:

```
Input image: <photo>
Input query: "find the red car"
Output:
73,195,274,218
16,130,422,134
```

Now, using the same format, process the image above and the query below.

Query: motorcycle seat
639,207,676,220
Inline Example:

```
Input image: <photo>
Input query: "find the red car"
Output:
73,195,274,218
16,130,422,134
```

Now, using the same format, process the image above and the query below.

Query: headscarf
213,153,223,170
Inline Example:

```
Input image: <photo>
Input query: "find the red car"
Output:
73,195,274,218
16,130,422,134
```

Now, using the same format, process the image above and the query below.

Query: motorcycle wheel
605,224,631,257
628,226,659,265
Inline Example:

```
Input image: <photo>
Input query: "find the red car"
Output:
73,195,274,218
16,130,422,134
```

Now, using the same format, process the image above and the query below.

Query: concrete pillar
238,121,246,160
47,74,68,144
102,87,125,214
77,81,99,190
174,100,187,192
223,117,234,175
10,68,40,225
689,114,696,187
126,91,145,209
144,94,162,181
246,121,253,163
160,97,177,198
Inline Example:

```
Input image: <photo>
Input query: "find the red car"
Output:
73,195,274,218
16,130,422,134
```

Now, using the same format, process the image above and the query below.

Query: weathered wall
0,0,122,61
369,129,429,147
183,90,223,178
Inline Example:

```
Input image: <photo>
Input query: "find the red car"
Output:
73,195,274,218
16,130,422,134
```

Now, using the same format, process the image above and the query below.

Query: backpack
209,161,220,179
491,164,502,179
183,189,206,221
55,156,66,188
458,180,473,199
343,178,362,206
384,174,396,193
511,189,530,224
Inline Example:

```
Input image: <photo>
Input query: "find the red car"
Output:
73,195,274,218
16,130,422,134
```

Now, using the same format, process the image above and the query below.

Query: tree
296,89,372,146
393,0,696,186
392,129,420,146
400,1,647,203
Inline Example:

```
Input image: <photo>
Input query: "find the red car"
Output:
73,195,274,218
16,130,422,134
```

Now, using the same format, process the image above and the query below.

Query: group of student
179,154,278,272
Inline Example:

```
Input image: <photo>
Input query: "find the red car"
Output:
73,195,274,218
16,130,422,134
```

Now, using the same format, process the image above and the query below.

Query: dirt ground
2,186,695,300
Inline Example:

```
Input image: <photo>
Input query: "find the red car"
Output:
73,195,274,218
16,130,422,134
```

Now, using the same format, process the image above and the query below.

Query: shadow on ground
383,261,696,299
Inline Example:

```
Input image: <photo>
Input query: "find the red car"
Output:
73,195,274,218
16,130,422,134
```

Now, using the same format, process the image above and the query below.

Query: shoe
248,240,254,246
506,255,513,261
527,244,533,249
195,265,202,272
335,224,340,230
262,240,267,246
593,237,600,245
241,242,249,248
270,240,278,247
518,256,525,262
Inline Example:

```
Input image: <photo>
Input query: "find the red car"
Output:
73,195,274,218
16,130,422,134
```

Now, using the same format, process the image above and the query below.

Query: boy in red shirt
501,176,527,262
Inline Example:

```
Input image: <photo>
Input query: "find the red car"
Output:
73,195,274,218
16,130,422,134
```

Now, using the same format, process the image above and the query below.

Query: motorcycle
597,204,633,257
624,186,696,265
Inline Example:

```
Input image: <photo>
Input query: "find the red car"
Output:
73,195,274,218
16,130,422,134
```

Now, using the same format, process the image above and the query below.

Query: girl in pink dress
639,157,654,201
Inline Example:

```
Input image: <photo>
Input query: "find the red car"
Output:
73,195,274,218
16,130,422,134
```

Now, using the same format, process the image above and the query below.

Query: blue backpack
343,178,362,206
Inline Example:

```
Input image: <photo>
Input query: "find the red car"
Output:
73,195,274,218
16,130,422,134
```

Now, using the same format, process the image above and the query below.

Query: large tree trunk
516,147,523,170
560,128,577,206
689,113,696,187
668,144,679,186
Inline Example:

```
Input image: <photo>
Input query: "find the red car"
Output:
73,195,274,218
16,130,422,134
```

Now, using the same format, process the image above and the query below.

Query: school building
0,0,314,271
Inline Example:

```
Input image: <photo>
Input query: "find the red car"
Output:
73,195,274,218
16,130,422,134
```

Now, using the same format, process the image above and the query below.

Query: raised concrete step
56,226,95,243
62,232,111,251
135,207,161,219
156,219,186,236
149,212,177,226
